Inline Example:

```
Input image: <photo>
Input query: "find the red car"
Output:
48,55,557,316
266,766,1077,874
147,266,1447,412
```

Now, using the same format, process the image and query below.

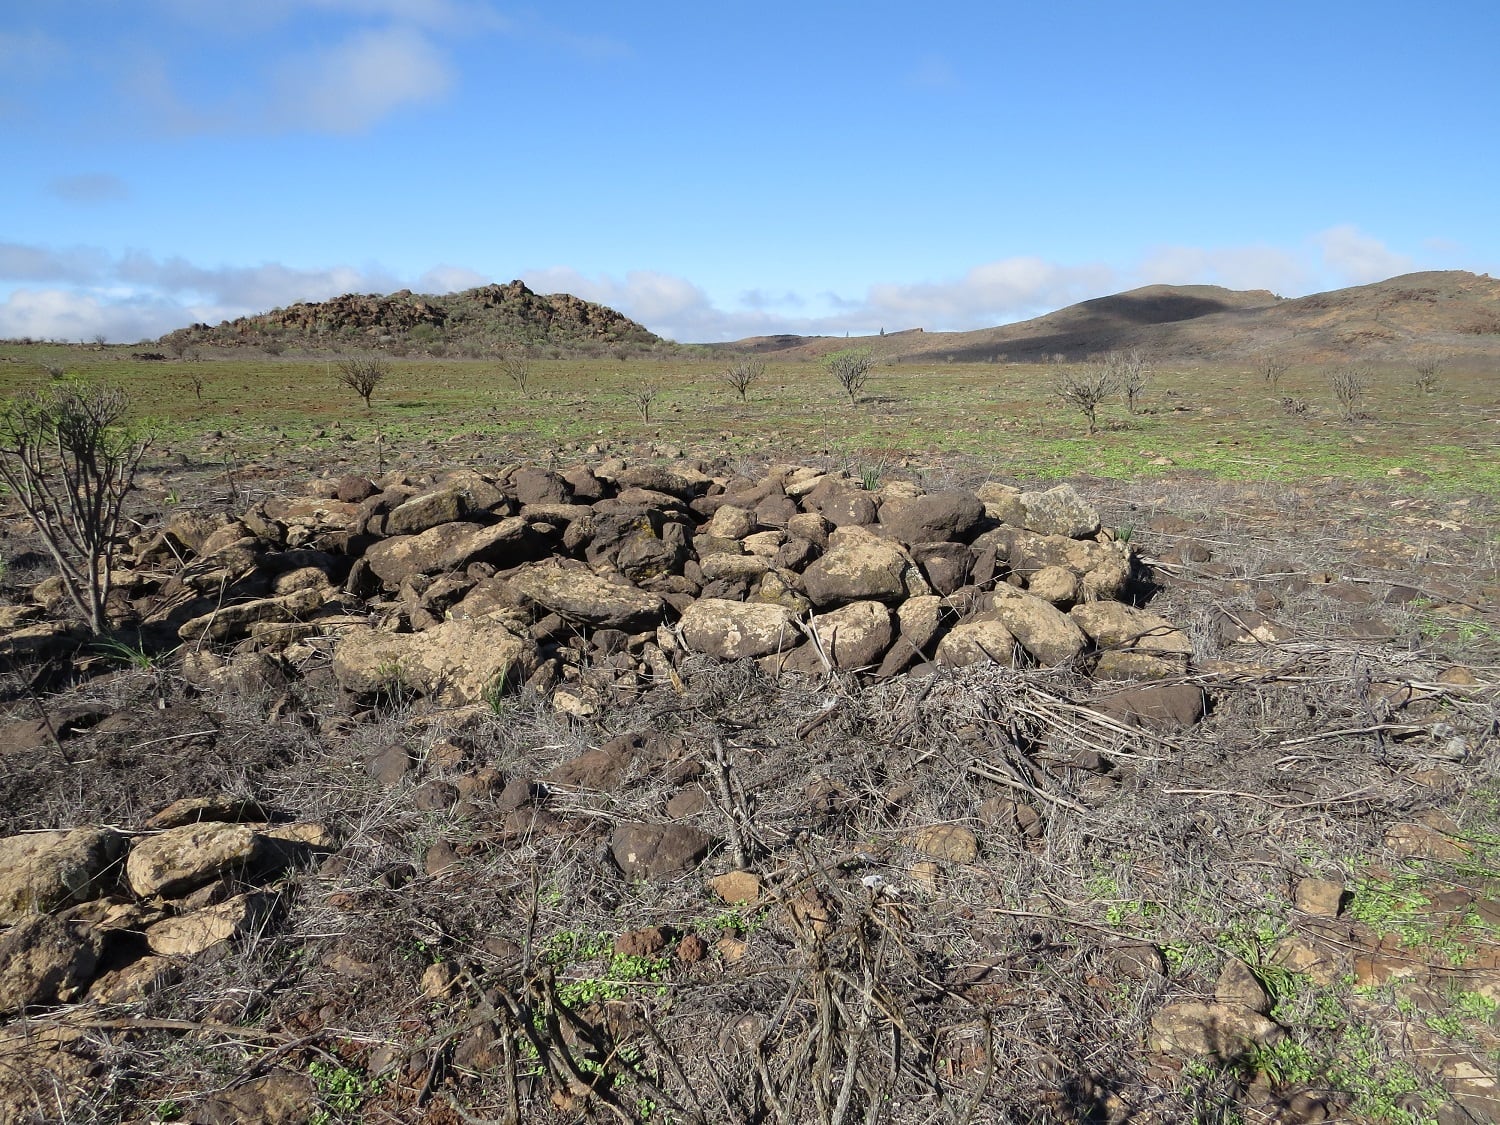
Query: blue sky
2,1,1495,343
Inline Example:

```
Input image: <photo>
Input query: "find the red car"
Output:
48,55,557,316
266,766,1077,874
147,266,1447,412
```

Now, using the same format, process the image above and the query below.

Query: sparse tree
182,371,205,404
634,382,660,422
0,381,149,634
1259,354,1291,387
500,353,532,396
825,348,874,405
1056,363,1118,435
722,358,766,403
1413,354,1444,394
335,356,389,408
1329,365,1370,420
1112,348,1151,414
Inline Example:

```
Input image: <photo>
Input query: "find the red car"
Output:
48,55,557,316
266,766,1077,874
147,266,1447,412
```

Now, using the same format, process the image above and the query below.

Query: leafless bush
722,358,766,403
1056,363,1118,434
825,349,873,405
1259,354,1290,388
181,371,204,404
335,355,390,408
1111,348,1151,413
1280,396,1308,415
500,353,532,395
1328,365,1370,420
0,381,148,634
634,382,660,422
1413,355,1444,394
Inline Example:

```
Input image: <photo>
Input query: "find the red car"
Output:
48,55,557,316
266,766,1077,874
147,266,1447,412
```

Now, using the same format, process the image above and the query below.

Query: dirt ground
0,440,1496,1125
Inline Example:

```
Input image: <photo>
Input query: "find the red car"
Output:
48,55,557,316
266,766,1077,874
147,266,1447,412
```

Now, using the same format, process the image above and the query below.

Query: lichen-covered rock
1070,602,1192,655
0,915,105,1013
680,599,798,659
507,562,665,630
333,617,537,704
365,517,535,587
125,822,265,898
808,600,893,671
801,528,915,608
0,827,125,923
983,586,1087,666
1016,484,1100,538
878,491,986,545
935,618,1018,667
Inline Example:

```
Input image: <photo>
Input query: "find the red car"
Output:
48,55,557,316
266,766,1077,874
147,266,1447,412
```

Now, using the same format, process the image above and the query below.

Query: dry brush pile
0,456,1497,1124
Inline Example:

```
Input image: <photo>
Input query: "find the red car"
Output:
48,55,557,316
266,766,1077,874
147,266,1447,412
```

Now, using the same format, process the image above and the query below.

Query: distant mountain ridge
722,271,1500,364
160,280,664,356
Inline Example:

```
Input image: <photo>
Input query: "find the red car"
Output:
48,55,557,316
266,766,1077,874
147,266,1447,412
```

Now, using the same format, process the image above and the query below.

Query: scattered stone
611,823,712,880
708,870,763,905
1148,1001,1282,1060
1295,878,1345,917
680,598,798,660
195,1071,317,1125
1215,958,1271,1014
614,926,670,957
145,890,282,957
907,824,979,864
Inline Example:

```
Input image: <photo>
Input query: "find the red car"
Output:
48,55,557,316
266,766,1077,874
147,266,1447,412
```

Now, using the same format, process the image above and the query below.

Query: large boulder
177,586,326,643
125,822,266,898
365,517,536,587
144,890,283,957
680,599,798,660
878,491,986,545
333,617,537,705
0,915,105,1014
385,488,468,536
801,528,916,608
808,600,893,671
982,586,1087,666
804,479,878,527
0,827,126,923
507,562,665,630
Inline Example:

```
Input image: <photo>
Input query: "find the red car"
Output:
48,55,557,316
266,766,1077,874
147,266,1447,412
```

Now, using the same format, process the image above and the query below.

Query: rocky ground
0,444,1496,1125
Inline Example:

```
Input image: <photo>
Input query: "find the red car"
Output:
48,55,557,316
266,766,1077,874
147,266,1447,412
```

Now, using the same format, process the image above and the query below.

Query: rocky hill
159,280,665,357
727,271,1500,365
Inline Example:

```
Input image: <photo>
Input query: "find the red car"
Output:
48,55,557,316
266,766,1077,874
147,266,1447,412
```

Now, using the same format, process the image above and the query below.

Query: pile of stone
61,458,1196,717
0,799,333,1014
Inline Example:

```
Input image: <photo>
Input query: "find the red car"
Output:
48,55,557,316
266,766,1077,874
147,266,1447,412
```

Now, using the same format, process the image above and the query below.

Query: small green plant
152,1100,182,1122
92,634,162,670
308,1059,380,1123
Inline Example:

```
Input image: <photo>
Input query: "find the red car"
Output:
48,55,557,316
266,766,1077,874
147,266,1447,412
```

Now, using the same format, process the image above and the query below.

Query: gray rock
611,823,712,879
680,598,798,660
0,827,126,923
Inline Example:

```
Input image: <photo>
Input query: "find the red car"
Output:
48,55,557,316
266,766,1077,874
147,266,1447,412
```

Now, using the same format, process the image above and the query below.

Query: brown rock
935,618,1018,667
1215,958,1271,1014
808,600,893,670
0,915,105,1013
508,562,665,630
125,822,264,898
333,617,536,705
0,826,126,923
907,824,979,864
196,1071,317,1125
801,528,914,608
708,870,763,905
1148,1001,1281,1060
878,491,985,545
1295,878,1344,917
1093,684,1205,731
614,926,670,957
611,823,712,880
983,586,1087,666
676,934,709,963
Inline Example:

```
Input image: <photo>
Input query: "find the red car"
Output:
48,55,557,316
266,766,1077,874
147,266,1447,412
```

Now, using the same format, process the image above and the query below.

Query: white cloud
863,258,1118,331
273,26,453,133
0,289,188,343
47,174,131,204
1315,224,1413,285
1136,244,1309,295
418,264,489,293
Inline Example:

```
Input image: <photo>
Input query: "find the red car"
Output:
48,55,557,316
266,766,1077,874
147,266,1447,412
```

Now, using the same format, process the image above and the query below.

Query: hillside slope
726,271,1500,364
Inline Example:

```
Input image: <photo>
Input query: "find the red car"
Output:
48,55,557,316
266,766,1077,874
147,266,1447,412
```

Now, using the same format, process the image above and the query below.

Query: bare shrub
1259,354,1290,388
181,371,204,404
1112,348,1151,413
1280,396,1308,415
634,382,659,422
1413,355,1444,394
1056,363,1118,434
721,358,765,403
0,381,149,634
500,353,532,396
825,349,873,405
335,356,389,408
1328,365,1370,420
